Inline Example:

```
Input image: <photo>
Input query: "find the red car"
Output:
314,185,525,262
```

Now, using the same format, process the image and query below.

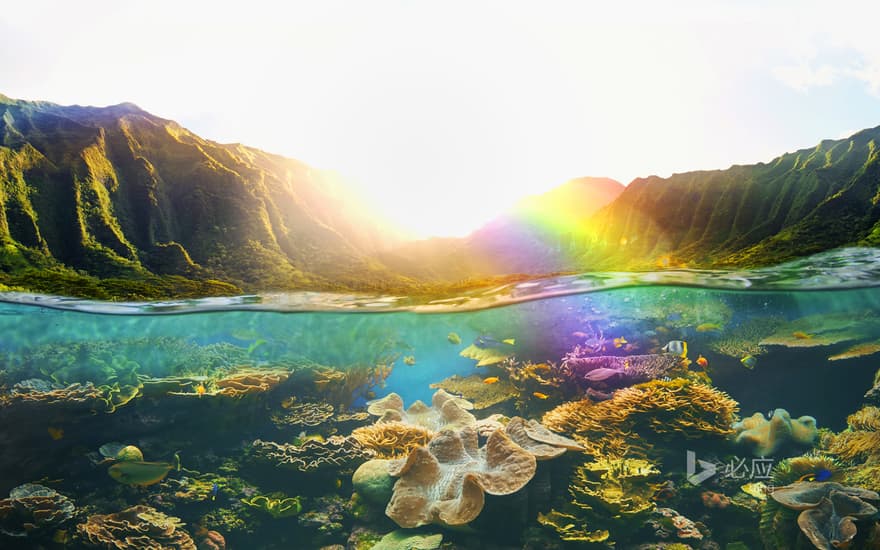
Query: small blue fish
210,482,219,501
797,468,833,483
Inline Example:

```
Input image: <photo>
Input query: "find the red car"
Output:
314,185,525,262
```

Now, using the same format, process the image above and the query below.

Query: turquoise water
2,249,880,549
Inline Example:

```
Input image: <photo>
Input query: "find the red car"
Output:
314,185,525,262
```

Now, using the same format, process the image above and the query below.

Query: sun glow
3,1,880,238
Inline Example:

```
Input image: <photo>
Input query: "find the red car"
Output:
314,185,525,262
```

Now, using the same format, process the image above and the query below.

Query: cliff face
581,127,880,269
0,95,406,294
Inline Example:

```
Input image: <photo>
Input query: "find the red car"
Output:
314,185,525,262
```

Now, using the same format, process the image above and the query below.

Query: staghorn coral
429,374,518,410
76,505,195,549
542,378,739,458
251,436,375,472
732,409,818,457
539,456,661,545
0,483,75,538
385,426,536,528
763,481,880,550
271,402,335,429
351,422,434,459
367,389,475,431
560,353,682,393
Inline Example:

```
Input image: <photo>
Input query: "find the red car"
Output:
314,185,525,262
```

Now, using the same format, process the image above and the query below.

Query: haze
3,0,880,237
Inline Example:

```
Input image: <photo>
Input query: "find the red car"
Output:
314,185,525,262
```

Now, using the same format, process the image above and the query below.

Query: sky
3,1,880,238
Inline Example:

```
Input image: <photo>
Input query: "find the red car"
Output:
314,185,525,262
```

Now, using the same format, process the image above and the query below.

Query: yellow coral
823,406,880,464
542,379,738,458
350,422,434,459
215,368,290,398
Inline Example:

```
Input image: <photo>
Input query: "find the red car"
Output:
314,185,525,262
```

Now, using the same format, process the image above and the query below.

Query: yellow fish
502,338,516,346
613,336,628,348
47,427,64,440
403,355,416,366
195,383,207,396
108,453,180,487
483,377,500,384
662,340,687,358
532,392,549,400
447,332,462,345
696,355,709,368
696,323,722,333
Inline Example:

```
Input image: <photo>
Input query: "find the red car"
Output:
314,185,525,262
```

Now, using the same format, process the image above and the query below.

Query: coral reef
371,530,443,550
310,363,393,411
503,416,583,460
429,374,517,410
822,405,880,464
271,402,335,429
560,353,682,392
648,507,704,542
764,481,880,550
214,368,290,398
542,378,739,458
367,389,475,431
732,409,818,457
385,426,536,528
828,339,880,361
1,380,115,412
0,483,75,538
251,436,375,472
494,359,570,412
708,316,784,358
76,505,196,549
770,453,843,486
350,422,433,459
538,456,661,545
241,494,302,518
352,459,395,506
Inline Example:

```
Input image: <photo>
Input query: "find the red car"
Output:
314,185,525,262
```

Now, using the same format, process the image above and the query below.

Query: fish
696,355,708,368
108,453,180,487
792,331,814,340
662,340,688,358
532,392,549,400
210,482,219,501
335,478,343,489
47,427,64,440
696,323,722,333
447,332,462,345
474,335,516,349
797,468,833,482
403,355,416,366
483,377,500,384
613,336,628,348
195,383,207,396
741,354,757,370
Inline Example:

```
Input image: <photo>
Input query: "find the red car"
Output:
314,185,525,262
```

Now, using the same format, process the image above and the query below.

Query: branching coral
385,426,536,528
539,456,661,545
251,436,375,472
0,483,75,538
542,378,739,458
76,505,195,549
822,406,880,464
351,422,434,459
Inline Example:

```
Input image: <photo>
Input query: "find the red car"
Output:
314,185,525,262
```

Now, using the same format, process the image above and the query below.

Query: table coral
828,339,880,361
76,505,196,549
385,426,536,528
732,409,818,457
367,389,475,431
214,368,290,398
0,483,75,538
251,436,375,472
271,402,335,429
351,422,433,459
542,378,738,458
429,374,517,410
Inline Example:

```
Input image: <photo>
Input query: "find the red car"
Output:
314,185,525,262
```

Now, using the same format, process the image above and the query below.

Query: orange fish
613,337,628,348
483,377,500,384
532,392,549,400
47,427,64,440
195,384,207,396
696,355,708,368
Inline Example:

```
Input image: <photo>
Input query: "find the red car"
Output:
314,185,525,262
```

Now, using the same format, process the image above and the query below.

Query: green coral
241,494,302,518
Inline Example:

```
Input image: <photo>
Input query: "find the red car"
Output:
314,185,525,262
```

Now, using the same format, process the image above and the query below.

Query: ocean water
2,248,880,549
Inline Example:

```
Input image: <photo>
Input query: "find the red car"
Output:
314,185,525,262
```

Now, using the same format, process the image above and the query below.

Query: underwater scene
3,256,880,550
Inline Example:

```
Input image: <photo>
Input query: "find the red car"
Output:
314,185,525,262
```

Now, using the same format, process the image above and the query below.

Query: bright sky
3,1,880,238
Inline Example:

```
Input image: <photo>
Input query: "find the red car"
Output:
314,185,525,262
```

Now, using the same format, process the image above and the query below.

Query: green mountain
0,94,410,298
579,125,880,269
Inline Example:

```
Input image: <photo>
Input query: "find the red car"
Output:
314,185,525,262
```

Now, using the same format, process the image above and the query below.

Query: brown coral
822,406,880,463
0,483,75,538
215,368,290,398
251,436,375,472
351,422,434,459
542,378,739,458
367,389,475,431
76,505,195,549
2,381,109,412
271,402,335,429
503,417,583,460
385,427,536,528
429,374,517,410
